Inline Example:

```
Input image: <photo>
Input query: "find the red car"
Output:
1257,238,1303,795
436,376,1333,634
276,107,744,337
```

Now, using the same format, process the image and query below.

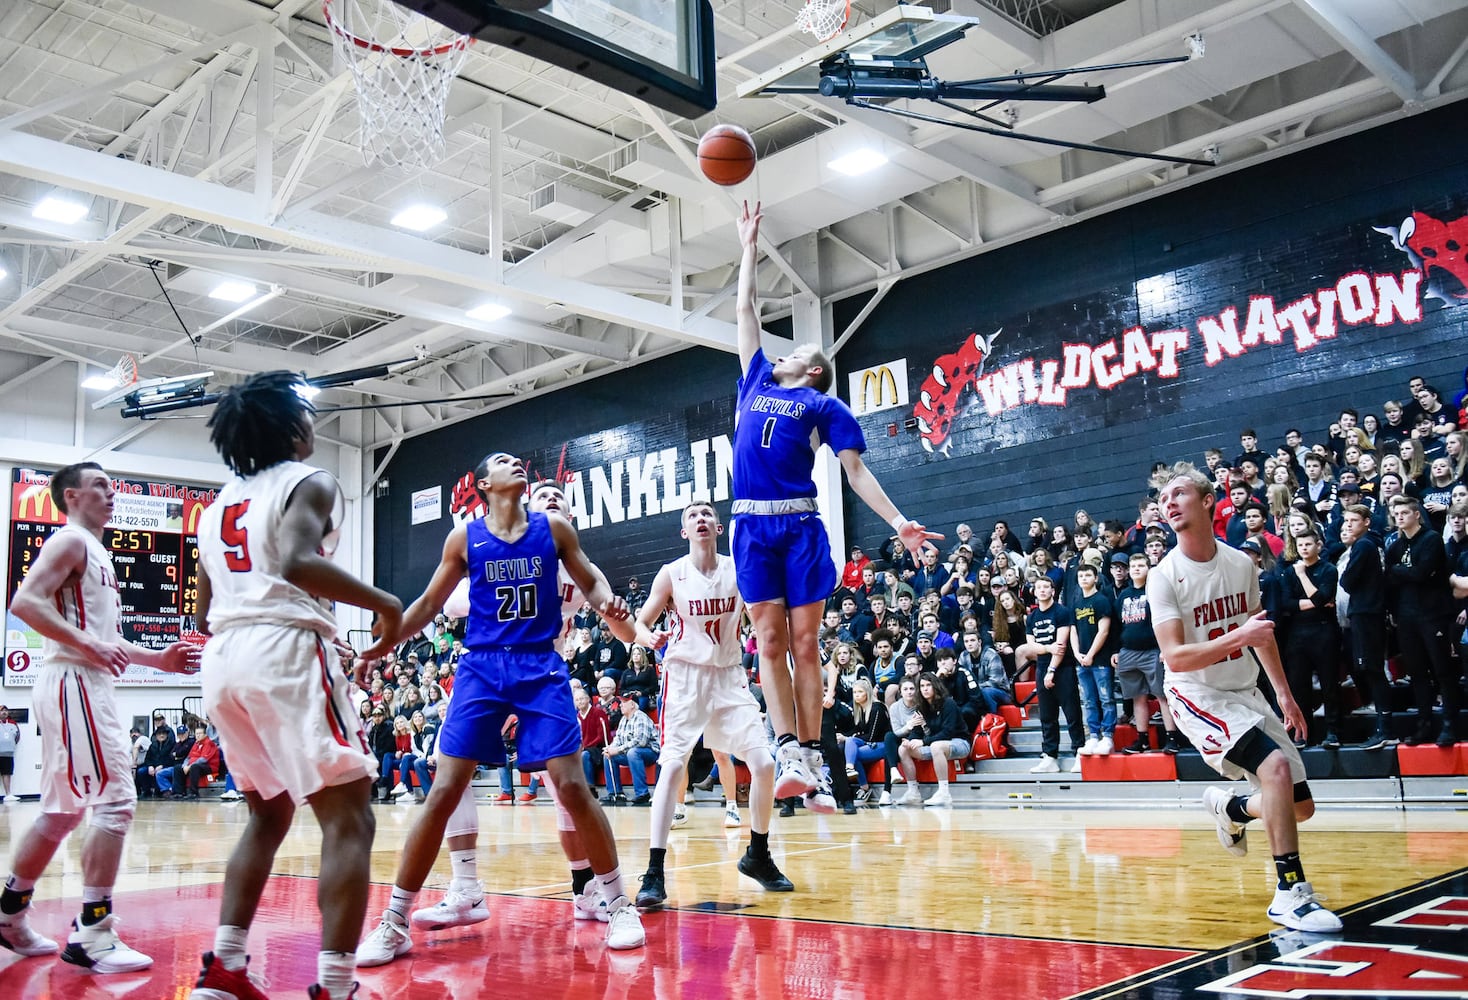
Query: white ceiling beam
0,130,739,354
1292,0,1422,105
1,315,320,375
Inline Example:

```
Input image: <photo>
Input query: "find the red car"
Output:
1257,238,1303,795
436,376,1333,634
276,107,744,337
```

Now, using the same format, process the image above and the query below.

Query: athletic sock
317,950,356,998
1274,852,1306,890
213,925,249,972
1,874,36,915
594,866,626,905
1226,795,1254,825
775,733,797,750
449,849,478,884
570,861,594,896
799,739,822,753
749,830,770,858
386,885,419,924
647,847,666,874
79,888,111,926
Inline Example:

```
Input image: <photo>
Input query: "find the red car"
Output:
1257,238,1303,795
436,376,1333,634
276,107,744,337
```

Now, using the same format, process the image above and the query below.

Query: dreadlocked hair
208,371,313,476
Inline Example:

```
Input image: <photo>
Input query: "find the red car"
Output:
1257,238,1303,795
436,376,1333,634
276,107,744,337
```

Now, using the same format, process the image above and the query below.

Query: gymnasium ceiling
0,0,1466,453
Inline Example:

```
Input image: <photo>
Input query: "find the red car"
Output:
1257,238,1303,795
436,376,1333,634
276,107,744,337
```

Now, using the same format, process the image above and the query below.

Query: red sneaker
518,792,536,802
307,984,358,999
191,951,270,1000
493,793,514,803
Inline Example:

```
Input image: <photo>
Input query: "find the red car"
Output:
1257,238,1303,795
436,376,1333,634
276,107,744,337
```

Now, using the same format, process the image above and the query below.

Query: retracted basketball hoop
323,0,473,171
794,0,851,43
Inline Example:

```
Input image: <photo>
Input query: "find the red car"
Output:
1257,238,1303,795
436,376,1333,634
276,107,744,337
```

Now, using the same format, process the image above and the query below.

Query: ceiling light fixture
209,279,258,303
391,204,448,231
828,149,889,176
81,372,120,391
32,195,89,224
196,285,285,337
466,303,512,322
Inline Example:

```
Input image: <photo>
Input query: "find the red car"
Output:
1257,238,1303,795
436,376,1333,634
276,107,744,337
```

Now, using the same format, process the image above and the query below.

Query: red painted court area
0,878,1195,999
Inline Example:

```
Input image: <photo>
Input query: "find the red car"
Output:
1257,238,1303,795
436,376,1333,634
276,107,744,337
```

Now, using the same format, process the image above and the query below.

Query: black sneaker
631,793,652,806
1164,732,1187,755
634,869,666,909
737,850,794,892
1120,737,1149,755
841,802,858,815
777,800,795,818
1321,732,1341,749
1405,722,1436,746
1438,725,1459,748
1360,731,1391,751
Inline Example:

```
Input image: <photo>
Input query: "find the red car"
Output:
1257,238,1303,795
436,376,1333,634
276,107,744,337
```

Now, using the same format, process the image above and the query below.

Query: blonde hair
1151,461,1212,498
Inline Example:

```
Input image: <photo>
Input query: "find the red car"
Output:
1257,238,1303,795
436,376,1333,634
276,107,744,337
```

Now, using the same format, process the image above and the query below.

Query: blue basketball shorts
437,648,581,769
731,511,838,609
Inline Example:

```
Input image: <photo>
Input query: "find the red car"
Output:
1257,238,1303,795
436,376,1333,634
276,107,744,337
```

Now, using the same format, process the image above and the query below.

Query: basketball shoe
0,909,58,957
723,803,741,827
802,748,836,814
737,849,794,892
1267,882,1342,932
572,887,607,923
604,897,646,950
410,881,489,931
634,870,666,909
61,914,152,973
670,804,690,828
355,912,411,967
772,743,814,799
307,985,357,999
1202,786,1248,858
190,951,270,1000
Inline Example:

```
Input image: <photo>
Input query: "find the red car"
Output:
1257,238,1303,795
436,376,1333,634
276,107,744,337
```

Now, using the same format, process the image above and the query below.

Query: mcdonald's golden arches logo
848,361,909,416
13,484,64,525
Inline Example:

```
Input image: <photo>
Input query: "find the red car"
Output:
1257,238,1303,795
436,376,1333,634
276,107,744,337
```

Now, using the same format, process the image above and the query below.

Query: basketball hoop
323,0,472,171
109,353,139,389
794,0,851,43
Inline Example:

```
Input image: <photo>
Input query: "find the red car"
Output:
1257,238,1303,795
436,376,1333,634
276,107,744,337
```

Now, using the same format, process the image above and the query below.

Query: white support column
791,271,846,579
336,408,370,638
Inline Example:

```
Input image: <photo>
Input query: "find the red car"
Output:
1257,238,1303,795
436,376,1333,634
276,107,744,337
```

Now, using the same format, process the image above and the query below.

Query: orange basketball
697,124,757,186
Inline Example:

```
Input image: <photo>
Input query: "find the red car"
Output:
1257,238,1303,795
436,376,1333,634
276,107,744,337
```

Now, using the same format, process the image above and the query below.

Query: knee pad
539,772,578,833
90,800,135,838
445,785,480,840
32,810,83,844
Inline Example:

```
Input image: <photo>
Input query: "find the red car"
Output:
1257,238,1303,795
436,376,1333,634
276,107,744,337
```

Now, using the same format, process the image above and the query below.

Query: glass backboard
736,4,980,99
394,0,716,118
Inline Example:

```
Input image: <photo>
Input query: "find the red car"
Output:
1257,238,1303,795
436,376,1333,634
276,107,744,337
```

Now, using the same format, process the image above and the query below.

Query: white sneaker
1029,755,1059,773
924,788,953,807
390,782,409,797
773,744,815,799
897,787,923,806
0,910,59,957
1202,786,1248,858
877,790,893,806
604,897,646,950
1096,736,1114,756
723,804,741,828
1267,882,1343,932
802,747,837,814
1078,737,1099,756
218,790,242,802
1067,756,1083,772
573,888,608,923
61,914,152,973
670,805,690,828
410,881,489,930
355,913,412,967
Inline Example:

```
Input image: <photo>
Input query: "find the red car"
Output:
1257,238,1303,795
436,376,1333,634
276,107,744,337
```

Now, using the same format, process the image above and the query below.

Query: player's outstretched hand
599,595,631,622
737,200,762,250
86,638,131,676
360,601,403,662
896,519,943,556
157,640,203,676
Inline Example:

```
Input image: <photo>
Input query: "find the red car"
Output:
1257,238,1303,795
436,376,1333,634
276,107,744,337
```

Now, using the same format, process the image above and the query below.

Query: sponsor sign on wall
410,485,441,525
848,361,908,415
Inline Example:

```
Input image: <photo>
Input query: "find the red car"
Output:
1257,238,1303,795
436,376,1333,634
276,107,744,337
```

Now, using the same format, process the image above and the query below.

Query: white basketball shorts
656,658,768,766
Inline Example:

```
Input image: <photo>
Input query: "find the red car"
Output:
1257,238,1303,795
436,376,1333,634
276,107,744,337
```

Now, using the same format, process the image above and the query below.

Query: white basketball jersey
1149,543,1261,692
42,525,123,667
197,461,341,637
662,553,743,668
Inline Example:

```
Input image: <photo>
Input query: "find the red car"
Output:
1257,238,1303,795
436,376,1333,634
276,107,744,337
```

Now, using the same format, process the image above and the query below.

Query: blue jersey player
734,201,940,810
358,452,646,961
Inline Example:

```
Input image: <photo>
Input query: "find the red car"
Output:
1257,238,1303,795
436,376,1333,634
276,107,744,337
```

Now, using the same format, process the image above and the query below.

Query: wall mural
903,206,1466,460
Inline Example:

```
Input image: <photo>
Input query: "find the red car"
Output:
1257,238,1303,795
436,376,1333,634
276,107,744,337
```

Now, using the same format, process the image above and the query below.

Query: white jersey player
1,462,199,973
632,501,790,910
1149,462,1340,934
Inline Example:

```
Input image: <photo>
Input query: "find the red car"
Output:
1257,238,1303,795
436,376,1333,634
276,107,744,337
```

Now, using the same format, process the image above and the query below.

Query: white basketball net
795,0,850,43
324,0,472,171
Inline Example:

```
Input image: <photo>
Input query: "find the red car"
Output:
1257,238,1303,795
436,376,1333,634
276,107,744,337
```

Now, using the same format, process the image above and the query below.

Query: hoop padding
795,0,850,43
324,0,472,171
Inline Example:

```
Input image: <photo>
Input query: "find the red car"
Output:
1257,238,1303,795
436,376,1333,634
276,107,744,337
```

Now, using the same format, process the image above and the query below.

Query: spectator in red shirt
841,544,872,591
171,726,220,800
576,686,612,791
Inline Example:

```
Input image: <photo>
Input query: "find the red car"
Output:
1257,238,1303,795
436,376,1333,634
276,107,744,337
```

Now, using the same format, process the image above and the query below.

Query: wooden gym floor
1,794,1466,998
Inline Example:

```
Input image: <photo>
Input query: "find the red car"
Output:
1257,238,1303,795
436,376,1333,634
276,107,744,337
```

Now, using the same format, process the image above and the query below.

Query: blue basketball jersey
463,512,562,649
733,350,866,501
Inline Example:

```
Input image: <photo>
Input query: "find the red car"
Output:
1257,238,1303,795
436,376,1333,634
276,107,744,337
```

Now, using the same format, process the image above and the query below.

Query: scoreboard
4,468,216,687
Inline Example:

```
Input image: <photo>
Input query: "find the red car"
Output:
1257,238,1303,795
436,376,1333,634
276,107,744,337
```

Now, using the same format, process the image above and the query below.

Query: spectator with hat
841,544,871,591
601,697,660,806
154,725,194,798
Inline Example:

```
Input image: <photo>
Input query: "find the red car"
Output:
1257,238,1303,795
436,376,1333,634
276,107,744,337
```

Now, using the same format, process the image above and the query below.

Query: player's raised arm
735,200,762,372
10,531,128,675
547,514,627,624
279,472,403,658
633,564,676,650
398,523,471,643
836,448,943,556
